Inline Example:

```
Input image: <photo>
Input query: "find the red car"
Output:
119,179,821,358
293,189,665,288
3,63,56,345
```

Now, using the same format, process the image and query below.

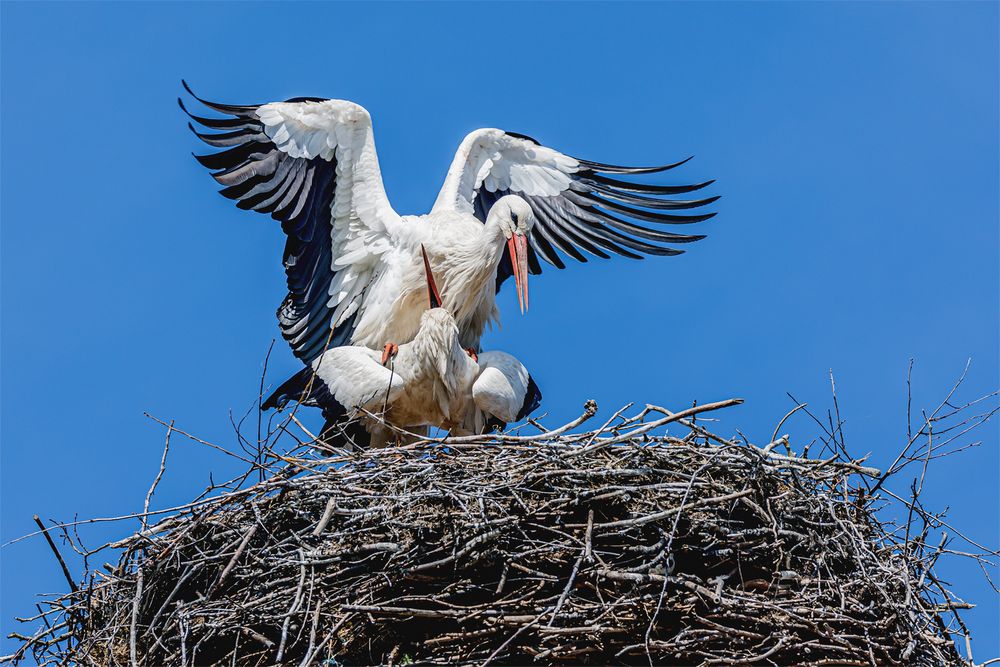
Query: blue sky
2,1,997,658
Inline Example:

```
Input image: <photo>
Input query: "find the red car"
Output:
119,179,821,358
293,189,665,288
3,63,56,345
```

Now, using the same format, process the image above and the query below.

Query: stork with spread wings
182,83,716,364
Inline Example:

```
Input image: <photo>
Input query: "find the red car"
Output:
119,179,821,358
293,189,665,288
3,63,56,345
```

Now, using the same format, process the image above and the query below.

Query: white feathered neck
396,308,475,420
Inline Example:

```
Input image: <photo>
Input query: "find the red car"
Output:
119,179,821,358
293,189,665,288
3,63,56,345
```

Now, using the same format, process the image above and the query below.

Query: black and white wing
262,346,398,417
431,129,716,289
181,83,404,363
473,351,542,425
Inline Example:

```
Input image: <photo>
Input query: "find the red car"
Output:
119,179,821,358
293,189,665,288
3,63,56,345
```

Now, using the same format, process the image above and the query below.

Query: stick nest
8,398,984,666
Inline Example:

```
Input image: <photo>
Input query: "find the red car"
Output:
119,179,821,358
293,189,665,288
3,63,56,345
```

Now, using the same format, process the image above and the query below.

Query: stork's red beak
420,245,443,309
507,233,529,314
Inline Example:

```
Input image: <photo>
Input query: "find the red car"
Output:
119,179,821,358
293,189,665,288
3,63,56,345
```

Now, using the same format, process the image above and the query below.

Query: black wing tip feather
577,154,694,175
506,131,695,176
262,365,314,412
517,375,542,421
189,151,222,171
183,80,328,111
181,79,217,109
689,194,721,208
505,131,541,145
578,191,718,226
191,142,261,171
589,173,716,195
181,79,259,116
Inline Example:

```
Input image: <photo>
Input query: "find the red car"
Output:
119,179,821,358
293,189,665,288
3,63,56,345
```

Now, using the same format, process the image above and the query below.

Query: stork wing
431,129,716,290
181,83,404,362
313,347,403,412
474,351,542,424
262,347,402,416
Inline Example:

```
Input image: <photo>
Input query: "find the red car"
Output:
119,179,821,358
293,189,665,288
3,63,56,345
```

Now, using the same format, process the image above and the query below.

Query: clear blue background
3,1,997,659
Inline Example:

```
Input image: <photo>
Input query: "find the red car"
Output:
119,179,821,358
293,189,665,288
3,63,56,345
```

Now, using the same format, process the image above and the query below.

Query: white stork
261,248,541,447
181,83,716,364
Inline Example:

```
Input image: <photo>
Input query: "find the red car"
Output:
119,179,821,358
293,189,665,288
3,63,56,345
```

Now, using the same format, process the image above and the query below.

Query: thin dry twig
4,373,996,666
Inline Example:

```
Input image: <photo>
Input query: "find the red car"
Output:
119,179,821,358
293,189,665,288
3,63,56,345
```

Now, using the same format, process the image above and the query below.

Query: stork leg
380,342,399,366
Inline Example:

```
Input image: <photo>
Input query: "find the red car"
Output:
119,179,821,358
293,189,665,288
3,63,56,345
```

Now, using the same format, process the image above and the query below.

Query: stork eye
511,212,519,224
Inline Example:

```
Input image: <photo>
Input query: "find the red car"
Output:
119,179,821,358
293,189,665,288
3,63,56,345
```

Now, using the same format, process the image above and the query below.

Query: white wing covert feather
432,129,579,214
313,347,403,411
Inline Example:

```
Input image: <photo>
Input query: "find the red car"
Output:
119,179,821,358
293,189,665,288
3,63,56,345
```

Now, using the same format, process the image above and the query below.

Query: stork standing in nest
182,83,716,366
262,248,541,448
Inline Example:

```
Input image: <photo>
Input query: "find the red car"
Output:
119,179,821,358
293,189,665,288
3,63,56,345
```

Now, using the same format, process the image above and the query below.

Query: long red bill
507,234,529,314
420,245,443,309
517,233,529,312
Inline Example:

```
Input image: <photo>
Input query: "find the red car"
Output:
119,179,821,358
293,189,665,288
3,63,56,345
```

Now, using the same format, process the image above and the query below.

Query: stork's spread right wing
432,129,716,291
181,83,403,362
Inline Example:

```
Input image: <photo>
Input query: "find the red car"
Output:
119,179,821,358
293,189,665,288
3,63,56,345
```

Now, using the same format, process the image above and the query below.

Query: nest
5,392,993,666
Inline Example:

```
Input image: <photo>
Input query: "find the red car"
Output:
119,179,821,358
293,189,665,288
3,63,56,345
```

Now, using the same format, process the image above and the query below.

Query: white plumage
262,301,540,448
470,350,537,430
183,83,715,366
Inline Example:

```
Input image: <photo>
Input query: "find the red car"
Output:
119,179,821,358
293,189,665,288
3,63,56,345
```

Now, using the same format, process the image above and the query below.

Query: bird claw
465,347,479,363
381,342,399,366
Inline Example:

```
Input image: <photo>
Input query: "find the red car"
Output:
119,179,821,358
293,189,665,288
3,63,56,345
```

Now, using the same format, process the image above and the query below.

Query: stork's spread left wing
431,129,716,290
181,83,404,363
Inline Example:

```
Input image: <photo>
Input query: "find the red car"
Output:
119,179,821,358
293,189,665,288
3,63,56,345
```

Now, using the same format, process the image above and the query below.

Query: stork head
493,195,535,315
496,195,535,238
420,245,444,309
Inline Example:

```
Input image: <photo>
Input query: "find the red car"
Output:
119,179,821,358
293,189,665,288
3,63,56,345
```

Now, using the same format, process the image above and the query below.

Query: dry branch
4,386,996,666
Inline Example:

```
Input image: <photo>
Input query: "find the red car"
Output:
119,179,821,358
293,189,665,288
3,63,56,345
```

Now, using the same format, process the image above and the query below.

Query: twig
33,516,77,594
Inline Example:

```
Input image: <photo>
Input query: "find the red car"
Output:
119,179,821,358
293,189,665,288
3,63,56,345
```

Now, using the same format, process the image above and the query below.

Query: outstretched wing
181,82,403,362
431,129,716,290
